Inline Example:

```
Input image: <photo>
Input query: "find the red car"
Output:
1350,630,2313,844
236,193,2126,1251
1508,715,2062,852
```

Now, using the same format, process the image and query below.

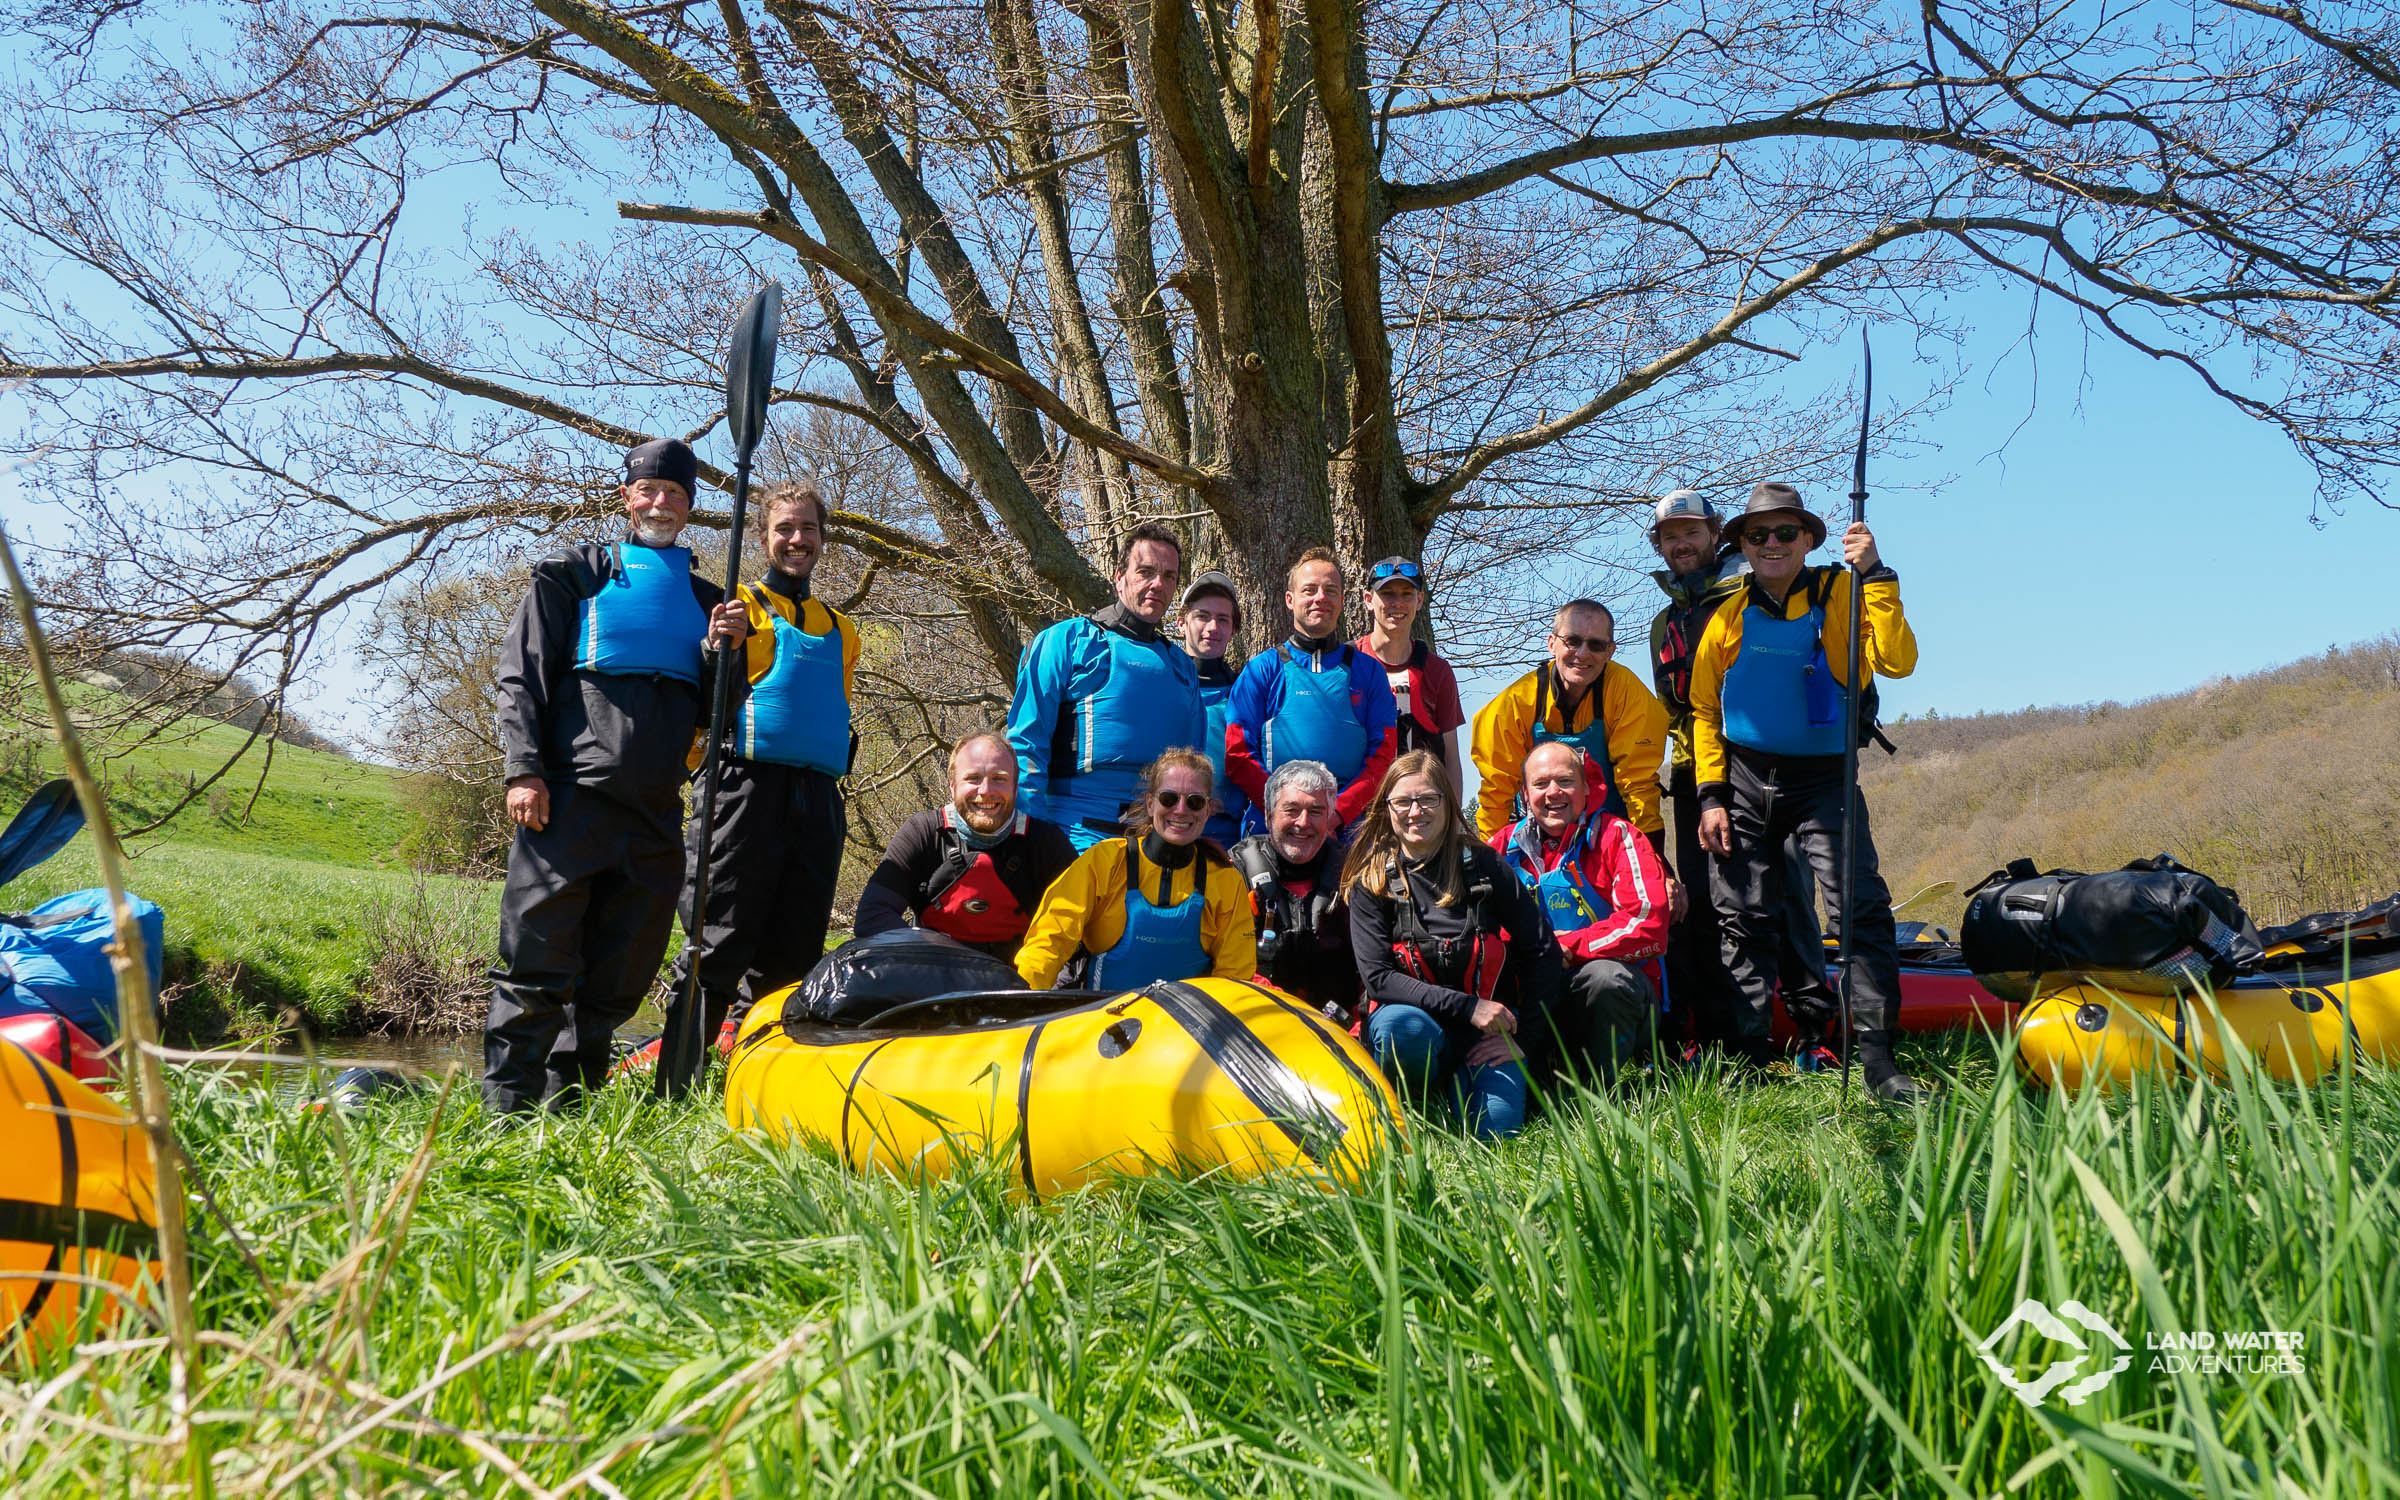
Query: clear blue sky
1453,287,2394,729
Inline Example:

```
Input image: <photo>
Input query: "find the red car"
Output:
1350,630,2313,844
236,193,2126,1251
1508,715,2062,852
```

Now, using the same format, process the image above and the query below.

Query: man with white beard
854,732,1079,960
485,438,749,1116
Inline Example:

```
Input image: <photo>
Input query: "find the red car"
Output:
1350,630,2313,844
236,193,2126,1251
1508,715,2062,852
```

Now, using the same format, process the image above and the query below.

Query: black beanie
623,438,699,494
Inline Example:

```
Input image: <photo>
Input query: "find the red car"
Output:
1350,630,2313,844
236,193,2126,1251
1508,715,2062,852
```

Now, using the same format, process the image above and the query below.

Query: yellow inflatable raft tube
2014,947,2400,1089
727,977,1401,1196
2,1040,158,1354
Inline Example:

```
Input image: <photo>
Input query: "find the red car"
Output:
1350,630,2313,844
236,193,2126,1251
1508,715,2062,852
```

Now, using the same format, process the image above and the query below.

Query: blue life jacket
1042,624,1199,832
1522,666,1628,820
1198,674,1248,845
1263,643,1371,783
1721,572,1846,758
1087,839,1212,991
574,541,707,683
736,587,852,774
1501,817,1615,937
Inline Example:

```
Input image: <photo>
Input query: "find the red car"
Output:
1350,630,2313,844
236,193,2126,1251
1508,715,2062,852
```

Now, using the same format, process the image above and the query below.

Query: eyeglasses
1385,794,1444,814
1741,524,1807,546
1370,560,1421,585
1153,791,1209,812
1552,631,1614,655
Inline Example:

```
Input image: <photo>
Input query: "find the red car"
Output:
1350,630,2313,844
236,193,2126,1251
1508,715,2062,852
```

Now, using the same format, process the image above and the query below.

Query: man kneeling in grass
1490,740,1670,1085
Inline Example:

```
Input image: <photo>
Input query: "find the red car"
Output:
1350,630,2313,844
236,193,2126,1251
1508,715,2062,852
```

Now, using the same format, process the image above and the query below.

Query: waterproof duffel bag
1961,854,2263,1003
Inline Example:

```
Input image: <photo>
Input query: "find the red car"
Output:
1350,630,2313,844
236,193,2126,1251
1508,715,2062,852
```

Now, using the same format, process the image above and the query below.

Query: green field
1,705,498,1038
5,701,416,870
11,1038,2395,1495
0,838,499,1040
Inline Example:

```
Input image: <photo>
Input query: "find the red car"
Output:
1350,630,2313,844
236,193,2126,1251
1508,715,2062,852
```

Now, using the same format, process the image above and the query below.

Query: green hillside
1865,636,2400,928
2,692,413,869
2,690,477,1039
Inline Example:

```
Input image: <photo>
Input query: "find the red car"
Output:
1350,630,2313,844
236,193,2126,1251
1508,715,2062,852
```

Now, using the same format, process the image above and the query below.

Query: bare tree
2,0,2394,797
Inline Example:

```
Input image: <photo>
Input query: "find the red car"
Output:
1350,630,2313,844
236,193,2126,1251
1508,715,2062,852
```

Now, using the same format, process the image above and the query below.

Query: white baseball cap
1650,489,1716,536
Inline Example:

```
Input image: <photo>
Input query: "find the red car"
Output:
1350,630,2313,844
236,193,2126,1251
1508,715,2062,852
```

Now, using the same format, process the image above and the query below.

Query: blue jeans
1364,1003,1528,1140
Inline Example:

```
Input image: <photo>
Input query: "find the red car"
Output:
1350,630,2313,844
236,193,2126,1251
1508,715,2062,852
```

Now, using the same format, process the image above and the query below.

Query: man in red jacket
1490,739,1670,1081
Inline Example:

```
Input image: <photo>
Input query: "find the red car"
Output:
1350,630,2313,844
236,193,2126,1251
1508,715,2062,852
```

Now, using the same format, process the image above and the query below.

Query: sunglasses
1154,791,1209,812
1370,560,1421,585
1552,631,1615,655
1741,524,1808,546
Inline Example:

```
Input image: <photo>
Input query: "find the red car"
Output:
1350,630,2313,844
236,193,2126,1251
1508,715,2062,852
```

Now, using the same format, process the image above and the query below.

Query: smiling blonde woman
1014,748,1258,991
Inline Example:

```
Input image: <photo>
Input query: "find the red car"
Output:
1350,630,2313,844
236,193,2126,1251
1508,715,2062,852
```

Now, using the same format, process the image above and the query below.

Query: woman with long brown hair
1015,748,1257,990
1343,750,1560,1138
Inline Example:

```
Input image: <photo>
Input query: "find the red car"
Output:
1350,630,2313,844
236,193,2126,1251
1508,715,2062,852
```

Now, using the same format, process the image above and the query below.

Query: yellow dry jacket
1688,564,1916,789
1470,659,1668,839
685,583,859,771
1014,837,1259,990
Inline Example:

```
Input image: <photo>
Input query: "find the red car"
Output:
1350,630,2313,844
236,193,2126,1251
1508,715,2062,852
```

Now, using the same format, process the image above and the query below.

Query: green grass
0,835,499,1040
5,694,413,869
11,1033,2397,1495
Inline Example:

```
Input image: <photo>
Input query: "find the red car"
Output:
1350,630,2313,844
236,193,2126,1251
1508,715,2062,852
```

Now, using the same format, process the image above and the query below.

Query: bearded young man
662,481,859,1080
853,732,1079,960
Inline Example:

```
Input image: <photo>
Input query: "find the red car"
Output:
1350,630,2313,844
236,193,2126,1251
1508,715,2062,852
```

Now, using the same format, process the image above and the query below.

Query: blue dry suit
1086,839,1212,990
736,585,854,775
1195,657,1248,846
1720,573,1848,757
1007,605,1207,851
1225,637,1398,831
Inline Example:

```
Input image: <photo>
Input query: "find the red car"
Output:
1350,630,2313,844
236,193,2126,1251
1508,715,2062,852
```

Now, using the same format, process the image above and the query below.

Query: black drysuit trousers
1707,749,1901,1052
667,760,846,1046
1666,763,1835,1044
485,781,682,1114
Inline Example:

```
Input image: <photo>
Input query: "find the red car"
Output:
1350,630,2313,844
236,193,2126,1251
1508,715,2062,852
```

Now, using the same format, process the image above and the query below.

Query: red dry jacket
1486,810,1671,965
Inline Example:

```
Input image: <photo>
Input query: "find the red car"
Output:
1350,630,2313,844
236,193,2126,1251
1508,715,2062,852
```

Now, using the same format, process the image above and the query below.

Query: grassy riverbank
1,838,500,1041
12,1033,2396,1496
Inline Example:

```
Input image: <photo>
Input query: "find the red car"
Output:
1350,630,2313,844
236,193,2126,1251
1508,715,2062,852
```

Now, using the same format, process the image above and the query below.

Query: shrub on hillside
359,873,489,1034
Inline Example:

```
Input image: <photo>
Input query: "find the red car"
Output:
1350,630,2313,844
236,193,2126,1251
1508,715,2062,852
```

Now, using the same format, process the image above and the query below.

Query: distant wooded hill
1865,637,2400,928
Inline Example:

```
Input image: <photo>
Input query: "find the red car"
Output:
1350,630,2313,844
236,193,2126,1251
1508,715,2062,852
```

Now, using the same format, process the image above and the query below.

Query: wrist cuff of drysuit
1697,781,1731,813
1861,563,1897,584
504,759,547,783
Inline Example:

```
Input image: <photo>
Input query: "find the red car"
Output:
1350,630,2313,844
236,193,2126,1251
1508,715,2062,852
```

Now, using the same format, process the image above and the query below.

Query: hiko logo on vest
574,542,706,683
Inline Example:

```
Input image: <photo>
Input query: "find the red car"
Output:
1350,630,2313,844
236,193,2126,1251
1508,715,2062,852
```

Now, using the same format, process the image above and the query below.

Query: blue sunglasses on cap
1370,560,1421,585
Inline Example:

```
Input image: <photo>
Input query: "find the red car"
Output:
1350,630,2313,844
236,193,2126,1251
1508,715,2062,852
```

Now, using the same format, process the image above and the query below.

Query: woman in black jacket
1344,750,1562,1138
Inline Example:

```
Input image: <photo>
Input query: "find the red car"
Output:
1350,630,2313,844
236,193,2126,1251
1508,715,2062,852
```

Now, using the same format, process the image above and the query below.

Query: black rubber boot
1856,1035,1926,1106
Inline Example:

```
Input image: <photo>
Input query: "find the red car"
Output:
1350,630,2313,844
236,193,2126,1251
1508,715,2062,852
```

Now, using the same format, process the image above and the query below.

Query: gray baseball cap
1178,569,1240,621
1649,488,1715,537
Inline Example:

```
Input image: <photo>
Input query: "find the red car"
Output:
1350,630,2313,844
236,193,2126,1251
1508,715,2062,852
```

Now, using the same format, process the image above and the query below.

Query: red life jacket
921,814,1035,946
1384,847,1511,1006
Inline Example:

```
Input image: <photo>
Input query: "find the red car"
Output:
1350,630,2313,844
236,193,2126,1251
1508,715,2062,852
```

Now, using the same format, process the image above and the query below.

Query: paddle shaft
656,462,754,1098
1838,330,1872,1104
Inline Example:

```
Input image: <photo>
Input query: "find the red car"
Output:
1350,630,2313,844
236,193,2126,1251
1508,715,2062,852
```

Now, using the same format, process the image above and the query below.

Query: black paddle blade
0,778,84,888
724,281,785,463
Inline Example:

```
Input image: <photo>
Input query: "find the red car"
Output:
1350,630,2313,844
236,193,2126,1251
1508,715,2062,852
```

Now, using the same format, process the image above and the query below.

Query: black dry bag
1960,854,2262,1003
787,928,1026,1027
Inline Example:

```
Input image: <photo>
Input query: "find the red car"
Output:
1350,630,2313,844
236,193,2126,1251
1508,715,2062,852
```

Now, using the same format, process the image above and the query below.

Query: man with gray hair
1228,759,1360,1020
